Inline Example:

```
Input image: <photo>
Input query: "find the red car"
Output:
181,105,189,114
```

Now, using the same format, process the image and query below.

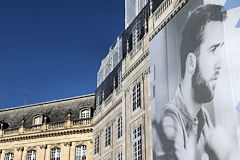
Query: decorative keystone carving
17,147,24,152
39,145,47,149
64,142,72,146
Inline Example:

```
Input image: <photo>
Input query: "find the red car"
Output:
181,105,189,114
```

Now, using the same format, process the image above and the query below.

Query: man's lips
210,73,220,81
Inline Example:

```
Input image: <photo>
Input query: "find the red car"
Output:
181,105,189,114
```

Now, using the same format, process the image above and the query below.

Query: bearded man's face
192,62,215,104
192,21,224,104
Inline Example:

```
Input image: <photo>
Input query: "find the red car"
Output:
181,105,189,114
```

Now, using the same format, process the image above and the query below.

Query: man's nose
214,63,221,73
215,49,224,72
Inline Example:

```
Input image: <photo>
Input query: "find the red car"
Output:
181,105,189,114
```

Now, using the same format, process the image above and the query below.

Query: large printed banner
150,0,240,159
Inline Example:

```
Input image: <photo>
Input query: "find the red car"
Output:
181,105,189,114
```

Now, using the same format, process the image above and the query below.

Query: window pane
27,150,36,160
50,148,60,160
132,125,142,160
132,83,141,112
33,116,42,125
132,23,141,48
94,135,100,155
105,126,111,147
76,145,87,160
96,93,102,108
80,109,90,119
117,152,122,160
117,117,122,139
5,153,14,160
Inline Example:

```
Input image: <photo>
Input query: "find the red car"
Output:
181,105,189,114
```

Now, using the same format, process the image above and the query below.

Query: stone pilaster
0,150,5,160
38,145,47,160
70,142,76,160
45,145,50,160
63,142,72,160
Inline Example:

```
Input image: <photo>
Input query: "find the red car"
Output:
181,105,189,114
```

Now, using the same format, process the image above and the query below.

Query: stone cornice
0,127,93,143
123,50,149,81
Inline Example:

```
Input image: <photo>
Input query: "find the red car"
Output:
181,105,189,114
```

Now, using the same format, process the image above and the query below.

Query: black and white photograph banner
150,0,240,159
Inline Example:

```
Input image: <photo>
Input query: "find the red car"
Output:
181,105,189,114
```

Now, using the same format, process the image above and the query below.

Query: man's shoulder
156,101,184,140
161,100,181,118
159,101,183,125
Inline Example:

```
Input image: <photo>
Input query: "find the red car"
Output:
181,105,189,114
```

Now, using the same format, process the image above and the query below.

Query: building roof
0,94,95,129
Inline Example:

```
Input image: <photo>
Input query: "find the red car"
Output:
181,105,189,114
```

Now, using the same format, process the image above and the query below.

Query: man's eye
209,43,223,54
210,47,217,53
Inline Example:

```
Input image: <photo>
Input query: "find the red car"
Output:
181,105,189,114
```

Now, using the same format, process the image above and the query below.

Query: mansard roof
0,94,95,129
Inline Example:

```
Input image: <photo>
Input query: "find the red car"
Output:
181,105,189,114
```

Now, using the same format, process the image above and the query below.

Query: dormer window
132,22,141,48
96,93,102,108
33,115,43,125
80,109,90,119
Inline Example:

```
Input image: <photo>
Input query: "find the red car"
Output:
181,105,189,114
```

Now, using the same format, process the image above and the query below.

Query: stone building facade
0,0,189,159
0,94,95,160
93,0,188,160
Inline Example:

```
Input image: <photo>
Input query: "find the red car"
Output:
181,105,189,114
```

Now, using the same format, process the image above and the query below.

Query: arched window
80,109,91,124
80,109,90,119
5,153,14,160
27,150,36,160
75,145,87,160
33,115,43,125
50,148,60,160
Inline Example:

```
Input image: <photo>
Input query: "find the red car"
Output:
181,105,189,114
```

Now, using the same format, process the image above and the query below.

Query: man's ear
186,53,197,74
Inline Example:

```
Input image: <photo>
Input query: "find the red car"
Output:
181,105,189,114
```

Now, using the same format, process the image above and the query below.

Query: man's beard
192,63,214,104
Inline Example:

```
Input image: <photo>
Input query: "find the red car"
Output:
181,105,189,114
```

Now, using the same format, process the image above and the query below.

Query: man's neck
180,80,202,118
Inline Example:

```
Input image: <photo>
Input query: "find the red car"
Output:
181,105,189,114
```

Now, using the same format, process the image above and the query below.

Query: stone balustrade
25,125,41,132
154,0,173,21
4,128,18,135
0,118,92,137
72,118,92,126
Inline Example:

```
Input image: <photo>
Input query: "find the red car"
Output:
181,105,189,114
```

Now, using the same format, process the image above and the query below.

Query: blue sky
0,0,124,109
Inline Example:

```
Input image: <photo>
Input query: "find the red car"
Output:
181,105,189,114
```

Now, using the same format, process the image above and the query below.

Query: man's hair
180,4,227,78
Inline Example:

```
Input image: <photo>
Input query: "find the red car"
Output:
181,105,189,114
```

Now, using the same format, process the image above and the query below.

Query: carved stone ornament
39,145,47,149
64,142,72,146
17,147,24,152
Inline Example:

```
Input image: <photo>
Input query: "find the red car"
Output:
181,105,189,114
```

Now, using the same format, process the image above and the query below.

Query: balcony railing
154,0,173,21
4,128,18,135
72,118,91,126
25,125,41,132
48,122,65,129
129,40,143,59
